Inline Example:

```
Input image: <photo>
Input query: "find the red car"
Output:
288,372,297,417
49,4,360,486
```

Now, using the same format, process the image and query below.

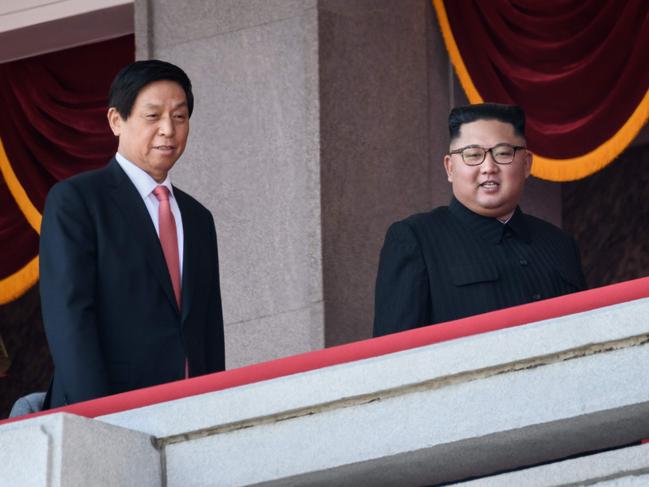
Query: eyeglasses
448,143,527,166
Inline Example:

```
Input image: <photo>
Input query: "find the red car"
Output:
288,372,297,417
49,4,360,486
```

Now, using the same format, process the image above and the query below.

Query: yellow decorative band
0,137,42,233
431,0,649,182
531,89,649,181
0,137,41,302
0,256,39,305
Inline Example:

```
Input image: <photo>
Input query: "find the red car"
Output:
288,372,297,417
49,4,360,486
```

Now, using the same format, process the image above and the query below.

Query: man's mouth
154,145,175,151
479,181,499,189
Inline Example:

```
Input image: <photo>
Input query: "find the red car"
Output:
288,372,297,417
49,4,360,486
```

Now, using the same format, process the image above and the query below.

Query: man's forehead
452,119,523,145
134,80,187,103
141,99,188,109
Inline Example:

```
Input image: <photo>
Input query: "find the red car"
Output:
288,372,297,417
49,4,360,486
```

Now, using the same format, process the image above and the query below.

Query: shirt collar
448,197,530,244
115,152,174,200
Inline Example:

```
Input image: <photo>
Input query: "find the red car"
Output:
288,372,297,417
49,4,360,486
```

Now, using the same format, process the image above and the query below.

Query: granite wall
563,143,649,289
136,0,325,368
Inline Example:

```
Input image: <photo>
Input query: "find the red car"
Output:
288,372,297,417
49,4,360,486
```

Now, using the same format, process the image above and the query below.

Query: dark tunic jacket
373,197,586,337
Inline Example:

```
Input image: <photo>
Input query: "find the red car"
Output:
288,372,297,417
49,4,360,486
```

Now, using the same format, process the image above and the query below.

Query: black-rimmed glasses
448,143,526,166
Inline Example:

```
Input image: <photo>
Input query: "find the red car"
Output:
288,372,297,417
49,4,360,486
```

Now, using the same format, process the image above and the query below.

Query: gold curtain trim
0,256,39,305
0,137,41,303
431,0,649,182
531,89,649,181
0,137,42,232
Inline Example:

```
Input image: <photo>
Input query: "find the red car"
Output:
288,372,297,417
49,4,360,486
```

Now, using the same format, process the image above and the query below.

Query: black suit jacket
40,159,225,407
373,198,586,337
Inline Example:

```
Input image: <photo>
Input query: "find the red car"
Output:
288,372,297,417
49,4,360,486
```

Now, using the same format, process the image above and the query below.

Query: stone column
318,0,452,345
136,1,324,367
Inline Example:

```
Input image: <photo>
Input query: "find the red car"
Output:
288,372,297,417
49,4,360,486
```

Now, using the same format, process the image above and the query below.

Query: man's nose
481,151,499,172
158,116,175,136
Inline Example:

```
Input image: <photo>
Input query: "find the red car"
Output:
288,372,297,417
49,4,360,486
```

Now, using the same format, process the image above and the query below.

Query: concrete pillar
135,0,324,367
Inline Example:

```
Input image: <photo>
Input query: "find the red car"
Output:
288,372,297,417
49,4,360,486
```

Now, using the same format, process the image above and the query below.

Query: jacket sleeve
203,214,225,373
571,237,588,291
39,181,109,404
373,220,431,337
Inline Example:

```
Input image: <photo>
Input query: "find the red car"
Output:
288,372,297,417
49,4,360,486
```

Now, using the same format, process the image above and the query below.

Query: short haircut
108,60,194,120
448,103,525,142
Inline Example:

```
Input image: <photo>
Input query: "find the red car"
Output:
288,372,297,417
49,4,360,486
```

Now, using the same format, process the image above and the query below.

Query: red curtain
434,0,649,181
0,178,35,280
0,35,134,302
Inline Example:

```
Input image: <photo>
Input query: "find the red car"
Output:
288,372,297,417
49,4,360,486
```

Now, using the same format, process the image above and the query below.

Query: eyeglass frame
448,143,527,166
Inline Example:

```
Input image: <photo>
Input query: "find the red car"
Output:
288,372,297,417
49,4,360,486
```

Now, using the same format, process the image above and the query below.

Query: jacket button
532,293,541,301
519,259,528,266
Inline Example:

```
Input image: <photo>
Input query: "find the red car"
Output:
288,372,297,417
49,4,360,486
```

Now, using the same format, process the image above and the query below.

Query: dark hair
108,60,194,120
448,103,525,142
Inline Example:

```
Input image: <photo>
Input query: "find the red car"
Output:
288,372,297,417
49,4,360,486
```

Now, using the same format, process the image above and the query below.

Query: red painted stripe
3,276,649,426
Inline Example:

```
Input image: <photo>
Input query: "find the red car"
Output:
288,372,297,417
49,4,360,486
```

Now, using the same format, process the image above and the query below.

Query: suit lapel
175,189,195,323
106,159,180,315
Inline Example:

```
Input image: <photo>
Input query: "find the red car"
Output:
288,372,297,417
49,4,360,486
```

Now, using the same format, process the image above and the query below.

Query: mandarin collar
448,197,531,244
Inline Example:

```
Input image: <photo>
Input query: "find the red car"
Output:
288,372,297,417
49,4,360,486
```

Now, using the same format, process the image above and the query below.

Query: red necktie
153,186,181,309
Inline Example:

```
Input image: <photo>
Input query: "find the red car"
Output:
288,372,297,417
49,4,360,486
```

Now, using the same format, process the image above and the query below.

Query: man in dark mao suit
373,103,586,337
40,60,225,407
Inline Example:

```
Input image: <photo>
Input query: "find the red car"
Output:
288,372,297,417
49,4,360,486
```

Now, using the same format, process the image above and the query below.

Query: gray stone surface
0,422,51,487
461,443,649,486
224,301,323,368
145,0,317,50
0,413,160,487
4,298,647,486
143,3,325,367
156,300,649,486
100,297,649,438
319,0,452,347
92,298,649,485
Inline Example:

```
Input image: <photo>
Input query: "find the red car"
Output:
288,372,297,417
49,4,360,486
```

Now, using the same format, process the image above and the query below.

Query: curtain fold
432,0,649,181
0,35,133,304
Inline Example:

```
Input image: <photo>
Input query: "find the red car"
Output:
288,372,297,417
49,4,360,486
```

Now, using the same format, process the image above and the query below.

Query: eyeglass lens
463,145,516,165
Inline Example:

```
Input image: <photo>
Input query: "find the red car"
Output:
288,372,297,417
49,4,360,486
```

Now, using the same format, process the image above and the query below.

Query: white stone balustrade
2,295,649,486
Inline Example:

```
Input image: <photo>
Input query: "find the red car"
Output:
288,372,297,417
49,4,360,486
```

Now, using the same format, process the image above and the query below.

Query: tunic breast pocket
450,264,499,287
554,265,584,292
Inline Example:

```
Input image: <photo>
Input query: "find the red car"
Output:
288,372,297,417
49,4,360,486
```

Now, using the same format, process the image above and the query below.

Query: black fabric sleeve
204,213,226,373
39,181,109,404
373,220,431,337
571,237,588,291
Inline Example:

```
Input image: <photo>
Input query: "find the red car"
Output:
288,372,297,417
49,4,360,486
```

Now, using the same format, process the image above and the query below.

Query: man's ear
107,108,123,136
443,154,454,183
523,150,533,178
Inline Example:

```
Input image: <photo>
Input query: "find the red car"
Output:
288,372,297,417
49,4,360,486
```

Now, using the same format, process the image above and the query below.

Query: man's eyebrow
450,143,483,150
142,101,188,110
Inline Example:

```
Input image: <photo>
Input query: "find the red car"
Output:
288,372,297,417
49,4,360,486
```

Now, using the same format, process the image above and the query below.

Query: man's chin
471,199,515,219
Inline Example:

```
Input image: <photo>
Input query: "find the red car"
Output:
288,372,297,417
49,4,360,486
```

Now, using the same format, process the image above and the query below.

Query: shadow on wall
563,143,649,289
0,286,52,419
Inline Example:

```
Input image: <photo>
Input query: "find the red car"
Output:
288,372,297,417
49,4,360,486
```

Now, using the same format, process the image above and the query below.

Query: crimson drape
0,36,133,299
0,177,36,279
438,0,649,163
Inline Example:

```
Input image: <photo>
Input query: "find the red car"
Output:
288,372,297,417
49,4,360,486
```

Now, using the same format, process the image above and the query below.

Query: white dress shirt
115,153,184,277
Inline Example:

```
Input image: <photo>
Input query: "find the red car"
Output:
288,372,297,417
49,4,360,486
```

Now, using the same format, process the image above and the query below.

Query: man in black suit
373,103,586,337
40,60,225,407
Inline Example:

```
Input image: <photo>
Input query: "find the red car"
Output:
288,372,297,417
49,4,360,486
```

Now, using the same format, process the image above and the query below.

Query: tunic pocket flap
450,264,499,286
554,265,583,289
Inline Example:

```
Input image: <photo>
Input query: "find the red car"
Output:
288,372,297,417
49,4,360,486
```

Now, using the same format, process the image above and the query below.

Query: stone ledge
99,298,649,439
